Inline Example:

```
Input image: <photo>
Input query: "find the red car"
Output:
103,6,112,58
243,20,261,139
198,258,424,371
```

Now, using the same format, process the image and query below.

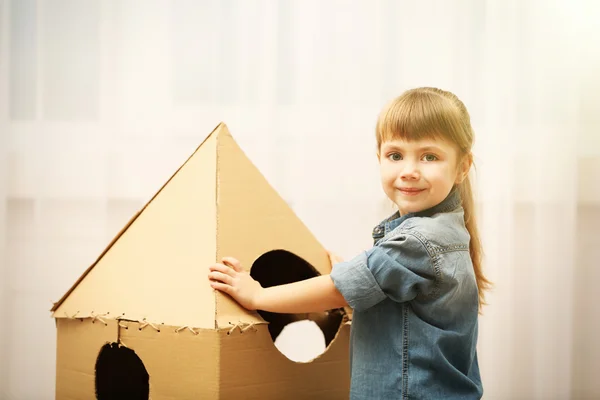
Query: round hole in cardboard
274,320,326,363
250,249,346,362
95,342,149,400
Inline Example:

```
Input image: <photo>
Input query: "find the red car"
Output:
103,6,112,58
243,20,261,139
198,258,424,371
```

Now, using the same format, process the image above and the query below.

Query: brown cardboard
220,323,351,399
55,318,118,399
51,122,350,399
118,321,220,399
215,129,334,327
52,130,218,328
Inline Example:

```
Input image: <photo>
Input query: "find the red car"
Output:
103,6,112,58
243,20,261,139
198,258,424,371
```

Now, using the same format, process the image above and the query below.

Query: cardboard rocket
50,123,351,399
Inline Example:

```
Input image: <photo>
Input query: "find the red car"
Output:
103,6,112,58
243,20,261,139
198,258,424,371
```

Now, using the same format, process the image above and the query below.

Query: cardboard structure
50,123,351,399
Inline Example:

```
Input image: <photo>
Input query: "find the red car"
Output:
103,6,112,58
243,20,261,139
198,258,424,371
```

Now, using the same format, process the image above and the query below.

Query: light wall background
1,1,600,399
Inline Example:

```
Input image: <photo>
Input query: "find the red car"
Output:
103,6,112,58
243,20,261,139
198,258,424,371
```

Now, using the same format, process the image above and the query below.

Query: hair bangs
376,89,466,150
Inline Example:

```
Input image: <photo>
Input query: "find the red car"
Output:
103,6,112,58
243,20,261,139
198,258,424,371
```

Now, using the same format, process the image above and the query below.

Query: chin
397,204,422,215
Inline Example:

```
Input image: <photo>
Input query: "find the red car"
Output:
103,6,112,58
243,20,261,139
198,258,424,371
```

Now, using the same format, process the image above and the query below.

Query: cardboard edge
303,315,351,364
215,127,330,273
213,128,336,326
58,315,220,336
116,318,220,336
219,319,351,365
50,122,228,314
214,124,227,329
213,124,268,328
55,317,121,399
118,321,221,399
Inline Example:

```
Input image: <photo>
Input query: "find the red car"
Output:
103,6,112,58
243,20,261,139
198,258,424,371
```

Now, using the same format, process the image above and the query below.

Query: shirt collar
371,187,462,242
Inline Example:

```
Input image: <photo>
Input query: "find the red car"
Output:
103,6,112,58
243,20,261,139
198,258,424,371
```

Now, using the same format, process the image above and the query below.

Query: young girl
208,87,491,399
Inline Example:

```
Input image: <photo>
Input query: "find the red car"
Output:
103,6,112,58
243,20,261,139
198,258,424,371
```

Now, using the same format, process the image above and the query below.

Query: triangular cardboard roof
51,123,332,330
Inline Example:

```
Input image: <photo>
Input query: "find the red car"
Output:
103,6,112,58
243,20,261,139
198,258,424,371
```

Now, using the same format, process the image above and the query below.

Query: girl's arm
208,257,348,313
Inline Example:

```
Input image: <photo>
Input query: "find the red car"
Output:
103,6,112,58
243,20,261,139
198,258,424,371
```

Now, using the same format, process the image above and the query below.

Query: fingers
208,271,233,285
210,281,232,294
209,262,236,276
222,257,243,272
207,257,243,293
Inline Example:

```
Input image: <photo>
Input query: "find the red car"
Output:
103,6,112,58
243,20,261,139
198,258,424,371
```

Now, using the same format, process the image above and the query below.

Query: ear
455,153,472,184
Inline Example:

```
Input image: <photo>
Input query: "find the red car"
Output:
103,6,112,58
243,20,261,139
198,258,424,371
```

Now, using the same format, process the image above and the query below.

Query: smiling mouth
398,188,425,196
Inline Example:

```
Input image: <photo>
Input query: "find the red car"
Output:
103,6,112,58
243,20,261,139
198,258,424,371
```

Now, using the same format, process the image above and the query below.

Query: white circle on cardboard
274,320,327,363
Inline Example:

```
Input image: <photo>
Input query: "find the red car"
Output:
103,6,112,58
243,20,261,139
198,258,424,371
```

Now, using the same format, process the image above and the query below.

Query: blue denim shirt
331,189,482,399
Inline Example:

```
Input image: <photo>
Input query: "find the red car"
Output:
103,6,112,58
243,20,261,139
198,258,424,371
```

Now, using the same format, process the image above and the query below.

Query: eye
422,154,438,162
388,153,402,161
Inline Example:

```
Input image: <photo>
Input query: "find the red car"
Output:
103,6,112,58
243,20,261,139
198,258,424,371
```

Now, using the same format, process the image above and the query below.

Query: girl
208,87,491,399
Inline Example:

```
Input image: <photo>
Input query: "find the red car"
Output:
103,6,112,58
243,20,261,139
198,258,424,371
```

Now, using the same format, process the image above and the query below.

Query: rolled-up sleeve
330,233,436,311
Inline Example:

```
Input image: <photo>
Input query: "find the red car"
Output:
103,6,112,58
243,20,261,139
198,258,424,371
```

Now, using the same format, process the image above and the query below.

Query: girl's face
378,137,470,216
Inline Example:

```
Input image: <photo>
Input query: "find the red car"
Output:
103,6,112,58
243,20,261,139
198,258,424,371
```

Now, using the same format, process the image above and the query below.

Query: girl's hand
208,257,263,311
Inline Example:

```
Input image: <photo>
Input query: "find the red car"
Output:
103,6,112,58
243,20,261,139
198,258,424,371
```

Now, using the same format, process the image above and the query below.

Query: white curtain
2,1,599,399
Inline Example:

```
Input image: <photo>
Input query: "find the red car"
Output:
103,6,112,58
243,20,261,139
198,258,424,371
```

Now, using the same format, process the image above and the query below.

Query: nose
400,161,420,180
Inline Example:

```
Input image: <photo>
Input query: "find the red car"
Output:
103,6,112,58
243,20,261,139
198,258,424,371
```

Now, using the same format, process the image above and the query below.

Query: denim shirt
331,189,483,399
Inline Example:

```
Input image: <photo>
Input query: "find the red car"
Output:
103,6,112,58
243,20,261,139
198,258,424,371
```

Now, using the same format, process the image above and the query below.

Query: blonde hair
375,87,491,310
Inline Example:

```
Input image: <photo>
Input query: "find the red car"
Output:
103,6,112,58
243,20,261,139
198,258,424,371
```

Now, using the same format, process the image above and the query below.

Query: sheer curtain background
1,1,599,399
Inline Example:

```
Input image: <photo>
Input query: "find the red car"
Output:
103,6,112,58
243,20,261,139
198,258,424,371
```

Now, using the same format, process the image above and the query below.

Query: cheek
425,165,455,187
380,166,397,185
431,164,452,178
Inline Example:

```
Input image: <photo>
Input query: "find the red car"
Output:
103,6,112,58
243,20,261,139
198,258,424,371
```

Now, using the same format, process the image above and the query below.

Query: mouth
398,188,425,196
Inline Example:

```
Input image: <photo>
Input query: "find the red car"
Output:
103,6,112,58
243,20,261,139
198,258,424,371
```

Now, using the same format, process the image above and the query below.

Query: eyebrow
419,146,446,154
382,144,447,154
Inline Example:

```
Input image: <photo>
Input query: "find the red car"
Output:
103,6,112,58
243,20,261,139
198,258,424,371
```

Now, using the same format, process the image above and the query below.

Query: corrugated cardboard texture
119,321,220,400
219,324,351,399
53,130,218,329
55,318,118,399
215,127,332,327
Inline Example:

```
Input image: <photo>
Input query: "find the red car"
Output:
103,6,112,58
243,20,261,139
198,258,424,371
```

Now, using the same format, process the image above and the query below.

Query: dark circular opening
250,250,346,352
95,342,149,400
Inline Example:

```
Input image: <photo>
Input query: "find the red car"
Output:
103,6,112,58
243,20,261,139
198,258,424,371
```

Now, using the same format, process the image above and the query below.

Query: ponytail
458,175,492,312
